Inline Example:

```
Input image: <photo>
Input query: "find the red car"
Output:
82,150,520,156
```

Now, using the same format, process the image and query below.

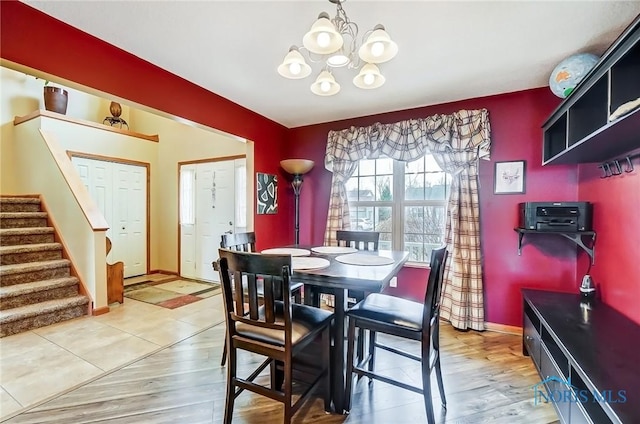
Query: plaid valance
325,109,491,171
323,109,491,331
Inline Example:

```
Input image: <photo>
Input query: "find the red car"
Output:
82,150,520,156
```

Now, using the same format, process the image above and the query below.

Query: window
346,155,451,263
179,168,195,225
234,161,247,229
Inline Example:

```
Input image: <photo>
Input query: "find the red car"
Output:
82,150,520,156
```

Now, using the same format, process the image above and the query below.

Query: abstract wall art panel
256,173,278,214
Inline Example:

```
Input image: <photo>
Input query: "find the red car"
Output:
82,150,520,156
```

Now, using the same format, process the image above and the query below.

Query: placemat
292,257,330,270
261,248,311,257
311,246,358,254
335,253,394,266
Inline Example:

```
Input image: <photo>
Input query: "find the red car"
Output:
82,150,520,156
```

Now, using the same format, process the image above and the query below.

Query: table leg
331,288,347,413
304,285,321,307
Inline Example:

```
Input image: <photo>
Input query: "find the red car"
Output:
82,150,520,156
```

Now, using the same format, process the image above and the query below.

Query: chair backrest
217,249,293,347
220,232,256,252
336,230,380,251
423,246,448,331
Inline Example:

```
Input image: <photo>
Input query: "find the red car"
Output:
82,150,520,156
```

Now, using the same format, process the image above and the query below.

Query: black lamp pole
280,159,314,245
291,173,304,245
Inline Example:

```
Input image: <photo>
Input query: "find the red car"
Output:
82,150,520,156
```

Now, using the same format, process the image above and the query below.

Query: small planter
43,86,68,114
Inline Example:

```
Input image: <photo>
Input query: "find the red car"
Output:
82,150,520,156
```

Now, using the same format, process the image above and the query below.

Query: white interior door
180,159,239,282
74,157,113,226
72,157,147,278
113,163,147,277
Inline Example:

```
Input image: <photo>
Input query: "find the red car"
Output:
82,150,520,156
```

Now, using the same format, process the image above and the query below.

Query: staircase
0,197,90,337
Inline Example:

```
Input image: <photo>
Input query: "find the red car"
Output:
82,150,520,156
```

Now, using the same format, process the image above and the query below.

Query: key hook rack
598,153,639,178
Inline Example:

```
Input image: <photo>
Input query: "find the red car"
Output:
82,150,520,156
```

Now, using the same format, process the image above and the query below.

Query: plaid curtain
324,109,491,330
323,159,358,246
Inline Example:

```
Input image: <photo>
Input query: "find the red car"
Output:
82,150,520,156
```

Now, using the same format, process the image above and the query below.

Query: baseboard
92,306,110,316
484,322,522,336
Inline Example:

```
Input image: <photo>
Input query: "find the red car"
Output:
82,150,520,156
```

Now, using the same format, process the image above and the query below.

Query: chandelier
277,0,398,96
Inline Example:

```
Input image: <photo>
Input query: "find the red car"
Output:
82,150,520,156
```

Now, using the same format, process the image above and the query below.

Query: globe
549,53,599,98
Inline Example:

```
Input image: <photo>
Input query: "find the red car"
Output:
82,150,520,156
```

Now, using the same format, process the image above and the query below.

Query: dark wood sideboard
522,289,640,424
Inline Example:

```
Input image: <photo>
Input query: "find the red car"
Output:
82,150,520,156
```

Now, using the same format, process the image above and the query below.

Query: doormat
124,278,221,309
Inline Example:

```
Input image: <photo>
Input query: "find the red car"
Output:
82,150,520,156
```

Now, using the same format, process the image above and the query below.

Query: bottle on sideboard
580,274,596,300
579,275,596,324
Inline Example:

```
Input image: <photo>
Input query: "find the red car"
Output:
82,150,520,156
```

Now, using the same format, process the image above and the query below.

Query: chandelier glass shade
278,0,398,96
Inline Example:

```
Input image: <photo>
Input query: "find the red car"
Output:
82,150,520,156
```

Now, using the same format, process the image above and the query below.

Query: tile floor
0,274,226,420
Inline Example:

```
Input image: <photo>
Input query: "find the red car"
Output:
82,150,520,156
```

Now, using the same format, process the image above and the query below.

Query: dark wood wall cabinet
542,16,640,165
522,289,640,423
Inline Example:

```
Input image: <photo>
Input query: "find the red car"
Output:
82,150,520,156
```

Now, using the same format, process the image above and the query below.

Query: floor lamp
280,159,314,245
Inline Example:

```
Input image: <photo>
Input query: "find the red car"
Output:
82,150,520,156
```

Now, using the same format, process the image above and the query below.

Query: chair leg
322,326,331,412
421,339,435,424
435,354,447,409
433,322,446,408
344,318,357,413
223,346,237,424
283,357,293,424
368,330,377,375
356,328,365,364
220,334,227,366
270,360,284,391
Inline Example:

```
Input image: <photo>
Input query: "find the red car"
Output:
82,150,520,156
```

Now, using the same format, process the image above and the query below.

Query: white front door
180,159,241,282
72,157,147,278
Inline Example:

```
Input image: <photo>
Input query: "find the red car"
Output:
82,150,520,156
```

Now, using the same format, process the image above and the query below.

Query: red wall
0,1,291,249
287,89,587,325
8,2,635,327
577,152,640,324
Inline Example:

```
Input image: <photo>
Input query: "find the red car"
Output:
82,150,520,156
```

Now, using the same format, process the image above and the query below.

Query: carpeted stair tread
0,259,70,276
0,243,62,255
0,198,41,204
0,295,89,324
0,212,48,219
0,227,54,236
0,195,89,336
0,277,78,298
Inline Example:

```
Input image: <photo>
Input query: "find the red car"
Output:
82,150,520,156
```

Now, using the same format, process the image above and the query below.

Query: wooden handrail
38,129,110,231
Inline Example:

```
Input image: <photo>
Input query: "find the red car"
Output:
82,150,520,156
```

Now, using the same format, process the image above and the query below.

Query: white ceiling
24,1,640,128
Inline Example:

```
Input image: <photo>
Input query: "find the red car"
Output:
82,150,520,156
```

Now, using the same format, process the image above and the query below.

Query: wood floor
3,322,559,423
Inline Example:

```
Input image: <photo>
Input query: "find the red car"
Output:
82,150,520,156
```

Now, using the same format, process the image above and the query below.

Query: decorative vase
109,101,122,118
43,86,68,115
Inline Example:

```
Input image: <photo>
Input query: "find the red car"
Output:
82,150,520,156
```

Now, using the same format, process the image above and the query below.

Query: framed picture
494,160,526,194
256,172,278,214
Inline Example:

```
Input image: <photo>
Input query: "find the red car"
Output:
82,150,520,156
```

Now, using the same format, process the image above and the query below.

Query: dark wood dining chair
336,229,381,304
336,230,380,251
218,232,303,366
344,246,449,423
335,230,382,358
216,249,333,424
220,232,257,252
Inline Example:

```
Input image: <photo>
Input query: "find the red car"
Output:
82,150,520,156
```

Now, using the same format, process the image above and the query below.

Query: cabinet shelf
542,15,640,165
514,228,596,264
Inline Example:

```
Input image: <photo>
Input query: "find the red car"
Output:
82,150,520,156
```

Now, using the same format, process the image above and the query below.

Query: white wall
1,65,250,277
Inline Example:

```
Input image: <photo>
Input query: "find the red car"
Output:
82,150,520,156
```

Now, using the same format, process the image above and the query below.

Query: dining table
288,246,409,414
